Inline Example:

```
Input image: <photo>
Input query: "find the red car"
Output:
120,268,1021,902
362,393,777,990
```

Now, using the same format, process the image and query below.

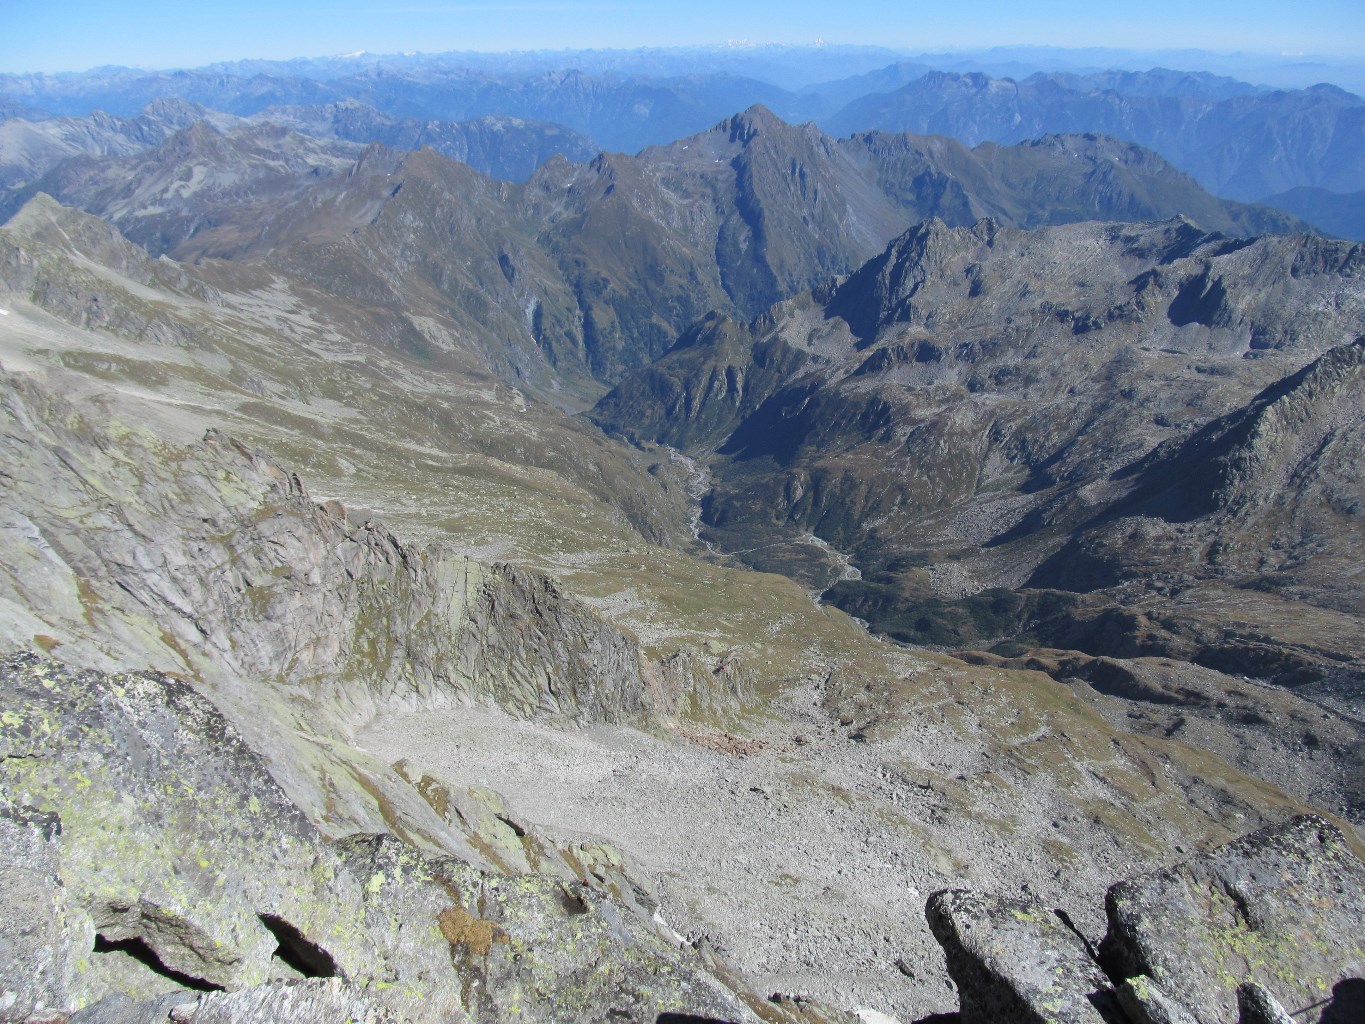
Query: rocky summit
1,51,1363,1024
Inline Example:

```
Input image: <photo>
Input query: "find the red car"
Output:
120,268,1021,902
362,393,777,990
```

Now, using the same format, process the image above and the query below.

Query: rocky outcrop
1234,983,1297,1024
1115,975,1200,1024
926,889,1122,1024
928,815,1365,1024
0,368,652,728
0,652,757,1024
76,979,404,1024
1102,815,1365,1024
0,652,470,1021
0,801,79,1022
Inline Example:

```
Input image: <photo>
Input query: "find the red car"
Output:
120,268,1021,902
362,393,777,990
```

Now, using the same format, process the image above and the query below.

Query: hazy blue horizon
4,0,1363,80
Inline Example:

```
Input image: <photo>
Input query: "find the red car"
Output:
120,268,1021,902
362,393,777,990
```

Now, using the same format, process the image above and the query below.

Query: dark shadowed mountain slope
593,219,1365,696
1035,336,1365,606
1260,186,1365,241
853,130,1297,235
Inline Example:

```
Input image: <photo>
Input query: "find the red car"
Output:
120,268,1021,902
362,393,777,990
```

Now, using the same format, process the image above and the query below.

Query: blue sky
3,0,1362,73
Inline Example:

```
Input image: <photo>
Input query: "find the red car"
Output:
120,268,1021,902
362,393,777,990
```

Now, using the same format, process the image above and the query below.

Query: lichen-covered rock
0,800,87,1023
925,888,1123,1024
0,652,763,1024
1116,975,1200,1024
428,858,754,1024
0,652,469,1021
1235,982,1296,1024
69,991,195,1024
70,980,401,1024
178,978,404,1023
1101,815,1365,1024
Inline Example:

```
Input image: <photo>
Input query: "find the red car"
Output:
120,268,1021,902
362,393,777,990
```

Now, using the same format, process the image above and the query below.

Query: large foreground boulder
927,815,1365,1024
925,889,1123,1024
1101,814,1365,1024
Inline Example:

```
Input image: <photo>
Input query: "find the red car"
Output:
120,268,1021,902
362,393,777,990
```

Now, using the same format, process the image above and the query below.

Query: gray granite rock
0,801,87,1023
1235,982,1296,1024
69,991,195,1024
177,979,403,1023
0,652,466,1021
1101,815,1365,1024
1116,975,1201,1024
926,888,1124,1024
0,652,760,1024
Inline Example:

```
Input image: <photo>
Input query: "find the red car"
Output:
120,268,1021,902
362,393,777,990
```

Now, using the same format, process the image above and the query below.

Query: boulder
925,888,1124,1024
1101,815,1365,1024
1116,975,1200,1024
1235,982,1296,1024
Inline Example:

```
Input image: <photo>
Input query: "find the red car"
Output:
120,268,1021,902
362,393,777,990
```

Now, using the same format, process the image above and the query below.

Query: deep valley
1,43,1364,1024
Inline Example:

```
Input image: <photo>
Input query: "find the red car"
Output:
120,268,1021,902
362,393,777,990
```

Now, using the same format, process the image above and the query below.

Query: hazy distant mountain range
2,46,1361,238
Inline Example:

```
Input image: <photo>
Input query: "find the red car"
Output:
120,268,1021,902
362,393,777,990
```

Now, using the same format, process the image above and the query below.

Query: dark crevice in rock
257,914,341,979
656,1014,741,1024
92,934,225,992
1054,907,1104,968
557,884,590,916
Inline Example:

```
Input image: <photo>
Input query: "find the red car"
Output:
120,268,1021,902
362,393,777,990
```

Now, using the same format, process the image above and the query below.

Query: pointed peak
3,191,68,231
725,104,788,143
349,140,405,177
140,97,207,121
162,119,228,156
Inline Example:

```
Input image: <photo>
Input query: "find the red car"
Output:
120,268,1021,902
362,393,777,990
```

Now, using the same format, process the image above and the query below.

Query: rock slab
926,888,1123,1024
1102,815,1365,1024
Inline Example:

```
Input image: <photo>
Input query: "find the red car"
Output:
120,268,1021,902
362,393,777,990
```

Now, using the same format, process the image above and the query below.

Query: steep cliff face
0,371,653,731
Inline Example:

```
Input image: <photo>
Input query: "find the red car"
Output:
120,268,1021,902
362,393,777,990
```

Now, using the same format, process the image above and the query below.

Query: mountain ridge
1,106,1304,395
3,117,1364,1019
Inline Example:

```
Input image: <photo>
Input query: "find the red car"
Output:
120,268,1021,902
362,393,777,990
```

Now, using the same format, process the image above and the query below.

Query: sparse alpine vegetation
2,46,1364,1024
